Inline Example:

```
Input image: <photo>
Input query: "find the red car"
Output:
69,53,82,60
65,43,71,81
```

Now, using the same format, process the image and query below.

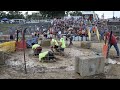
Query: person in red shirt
105,30,120,58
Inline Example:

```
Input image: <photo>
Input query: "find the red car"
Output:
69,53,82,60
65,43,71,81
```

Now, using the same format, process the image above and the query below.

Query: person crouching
39,51,55,62
50,37,59,52
32,44,42,56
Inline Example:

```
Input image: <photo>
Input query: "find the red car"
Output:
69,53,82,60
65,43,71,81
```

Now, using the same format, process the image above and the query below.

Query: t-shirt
39,51,48,61
60,38,66,48
58,31,61,35
106,32,117,45
51,39,59,46
81,27,86,34
32,44,40,50
92,26,96,32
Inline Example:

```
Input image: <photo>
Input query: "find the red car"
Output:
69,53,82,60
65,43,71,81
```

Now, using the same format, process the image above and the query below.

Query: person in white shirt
58,30,61,39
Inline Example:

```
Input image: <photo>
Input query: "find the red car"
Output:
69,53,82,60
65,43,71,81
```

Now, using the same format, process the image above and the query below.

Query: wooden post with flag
23,28,27,74
106,31,112,59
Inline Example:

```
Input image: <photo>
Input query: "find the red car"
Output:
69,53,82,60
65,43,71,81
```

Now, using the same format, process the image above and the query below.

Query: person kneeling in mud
39,51,55,62
32,44,42,56
50,37,59,52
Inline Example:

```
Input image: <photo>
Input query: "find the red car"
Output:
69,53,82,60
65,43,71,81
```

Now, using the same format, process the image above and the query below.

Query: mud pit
0,41,120,79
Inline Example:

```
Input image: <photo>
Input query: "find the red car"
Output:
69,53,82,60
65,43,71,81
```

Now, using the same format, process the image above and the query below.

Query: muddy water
0,47,78,78
0,44,114,79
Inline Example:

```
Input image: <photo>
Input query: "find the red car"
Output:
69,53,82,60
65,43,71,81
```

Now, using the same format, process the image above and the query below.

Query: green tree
25,11,28,20
70,11,82,16
65,11,70,16
29,12,40,20
0,11,7,19
40,11,65,19
27,15,32,20
7,11,25,19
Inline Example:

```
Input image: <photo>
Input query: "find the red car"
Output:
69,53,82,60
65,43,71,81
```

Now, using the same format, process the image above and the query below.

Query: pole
113,11,114,17
106,31,112,59
23,28,27,74
16,30,19,42
113,11,115,19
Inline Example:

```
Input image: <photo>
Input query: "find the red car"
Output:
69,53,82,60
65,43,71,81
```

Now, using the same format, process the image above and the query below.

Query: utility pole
113,11,115,19
113,11,114,17
103,13,104,20
23,28,27,74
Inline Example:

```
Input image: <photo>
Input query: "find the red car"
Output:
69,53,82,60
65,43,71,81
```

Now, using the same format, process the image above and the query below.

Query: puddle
5,60,23,66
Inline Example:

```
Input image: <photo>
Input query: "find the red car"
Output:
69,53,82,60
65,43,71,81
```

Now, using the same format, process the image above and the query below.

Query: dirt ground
0,41,120,79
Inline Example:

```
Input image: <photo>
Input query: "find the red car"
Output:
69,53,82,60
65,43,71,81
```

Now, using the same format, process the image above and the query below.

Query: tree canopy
0,11,25,19
40,11,65,19
0,11,67,20
69,11,82,16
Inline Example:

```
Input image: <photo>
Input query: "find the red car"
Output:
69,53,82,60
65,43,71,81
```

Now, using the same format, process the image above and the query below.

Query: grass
0,23,20,34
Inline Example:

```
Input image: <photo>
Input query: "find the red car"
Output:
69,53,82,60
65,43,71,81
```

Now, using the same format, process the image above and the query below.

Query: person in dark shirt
10,34,14,40
67,30,73,46
69,34,73,46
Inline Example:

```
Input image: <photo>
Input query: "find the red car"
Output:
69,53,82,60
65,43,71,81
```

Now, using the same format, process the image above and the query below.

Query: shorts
43,51,55,60
60,48,64,52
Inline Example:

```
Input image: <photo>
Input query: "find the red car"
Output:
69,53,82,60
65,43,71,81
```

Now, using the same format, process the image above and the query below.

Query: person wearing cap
104,30,120,58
